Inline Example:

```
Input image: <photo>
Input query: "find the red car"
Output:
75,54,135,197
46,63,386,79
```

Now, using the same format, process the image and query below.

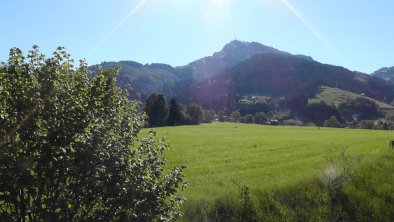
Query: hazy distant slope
177,53,394,111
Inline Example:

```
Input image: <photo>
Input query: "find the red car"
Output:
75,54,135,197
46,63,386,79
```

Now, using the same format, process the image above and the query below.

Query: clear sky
1,0,394,73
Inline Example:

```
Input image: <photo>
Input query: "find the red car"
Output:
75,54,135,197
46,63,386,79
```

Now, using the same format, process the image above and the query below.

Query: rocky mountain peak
372,66,394,83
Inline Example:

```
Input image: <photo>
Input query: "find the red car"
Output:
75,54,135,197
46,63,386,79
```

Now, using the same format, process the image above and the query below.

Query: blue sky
1,0,394,73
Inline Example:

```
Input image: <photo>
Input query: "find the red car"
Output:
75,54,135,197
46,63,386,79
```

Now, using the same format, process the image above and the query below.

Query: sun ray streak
280,0,344,64
88,0,149,57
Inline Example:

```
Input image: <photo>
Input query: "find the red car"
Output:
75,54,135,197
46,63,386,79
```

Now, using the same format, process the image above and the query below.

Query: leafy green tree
284,94,308,114
338,97,380,122
168,98,181,126
324,115,340,127
0,46,186,221
230,111,240,123
267,111,274,120
186,103,204,125
144,92,169,127
179,106,192,125
305,101,343,126
245,114,254,123
360,120,375,129
204,109,216,123
239,103,272,116
254,112,267,124
385,112,394,122
377,120,388,130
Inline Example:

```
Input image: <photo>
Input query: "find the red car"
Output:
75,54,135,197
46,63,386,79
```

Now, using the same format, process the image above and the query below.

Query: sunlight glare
202,0,232,28
212,0,225,4
280,0,344,65
88,0,149,57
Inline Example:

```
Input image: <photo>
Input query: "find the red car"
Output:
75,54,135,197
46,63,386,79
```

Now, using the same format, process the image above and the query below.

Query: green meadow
309,86,394,111
148,122,390,199
143,122,394,221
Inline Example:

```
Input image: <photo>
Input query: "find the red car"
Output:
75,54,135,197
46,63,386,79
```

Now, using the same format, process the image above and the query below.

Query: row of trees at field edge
233,94,383,128
142,91,386,129
143,92,215,127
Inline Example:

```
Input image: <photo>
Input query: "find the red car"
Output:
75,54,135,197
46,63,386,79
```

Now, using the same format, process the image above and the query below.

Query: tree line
143,90,386,129
143,92,215,127
232,94,383,128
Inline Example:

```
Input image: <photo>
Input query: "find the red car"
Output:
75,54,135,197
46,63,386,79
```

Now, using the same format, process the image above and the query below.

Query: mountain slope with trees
92,40,394,115
176,53,394,112
92,40,289,100
96,61,180,100
176,40,288,80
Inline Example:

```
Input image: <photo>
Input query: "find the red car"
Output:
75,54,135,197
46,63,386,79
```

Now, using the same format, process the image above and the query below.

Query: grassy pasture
309,86,394,111
144,122,393,202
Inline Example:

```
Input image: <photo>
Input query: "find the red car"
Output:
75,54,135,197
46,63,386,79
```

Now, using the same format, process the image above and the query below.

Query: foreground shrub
0,46,186,221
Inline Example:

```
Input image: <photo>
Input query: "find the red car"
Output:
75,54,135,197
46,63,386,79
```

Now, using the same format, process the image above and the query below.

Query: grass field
143,122,393,202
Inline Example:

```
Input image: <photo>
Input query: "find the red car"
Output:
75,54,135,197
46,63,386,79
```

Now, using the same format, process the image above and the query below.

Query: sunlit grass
309,86,394,110
143,122,393,202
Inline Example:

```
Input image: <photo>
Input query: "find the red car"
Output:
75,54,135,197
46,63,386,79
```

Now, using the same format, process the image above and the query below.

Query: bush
283,119,303,126
360,120,375,129
324,116,340,127
245,114,254,124
0,47,186,221
254,112,267,124
186,103,204,125
385,111,394,122
305,101,343,126
230,111,240,123
204,109,216,123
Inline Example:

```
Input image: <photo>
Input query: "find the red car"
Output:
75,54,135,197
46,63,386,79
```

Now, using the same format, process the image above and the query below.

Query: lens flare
280,0,344,65
88,0,149,57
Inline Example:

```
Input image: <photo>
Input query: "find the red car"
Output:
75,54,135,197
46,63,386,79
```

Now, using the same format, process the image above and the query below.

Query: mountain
177,40,287,80
92,40,394,112
95,40,287,99
175,53,394,111
96,61,180,100
372,66,394,83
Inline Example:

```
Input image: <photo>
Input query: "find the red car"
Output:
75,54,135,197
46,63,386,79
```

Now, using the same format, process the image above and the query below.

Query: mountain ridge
92,40,394,111
174,52,394,111
372,66,394,83
179,40,287,80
